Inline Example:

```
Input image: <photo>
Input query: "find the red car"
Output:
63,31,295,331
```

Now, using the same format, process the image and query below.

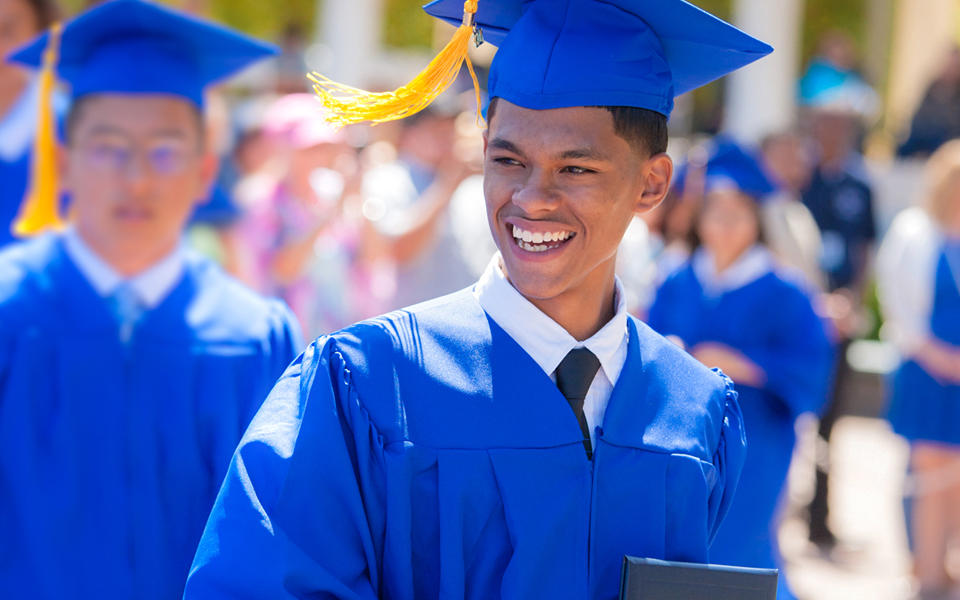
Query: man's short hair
486,97,668,157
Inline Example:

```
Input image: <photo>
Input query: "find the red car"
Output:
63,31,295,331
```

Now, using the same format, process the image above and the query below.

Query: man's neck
712,249,742,274
76,228,179,278
519,261,618,342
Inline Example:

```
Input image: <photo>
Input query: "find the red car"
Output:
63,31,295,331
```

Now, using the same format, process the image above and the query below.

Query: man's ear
634,153,673,215
482,128,489,155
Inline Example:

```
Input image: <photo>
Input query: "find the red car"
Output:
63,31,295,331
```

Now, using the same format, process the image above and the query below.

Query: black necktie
555,348,601,459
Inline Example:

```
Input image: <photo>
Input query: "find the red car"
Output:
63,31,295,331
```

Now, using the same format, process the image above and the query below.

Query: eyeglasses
76,140,199,177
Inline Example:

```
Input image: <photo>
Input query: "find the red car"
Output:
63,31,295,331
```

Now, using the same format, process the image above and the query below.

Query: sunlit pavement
779,416,915,599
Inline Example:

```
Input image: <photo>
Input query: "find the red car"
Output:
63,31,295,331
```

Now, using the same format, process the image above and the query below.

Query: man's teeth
511,225,573,246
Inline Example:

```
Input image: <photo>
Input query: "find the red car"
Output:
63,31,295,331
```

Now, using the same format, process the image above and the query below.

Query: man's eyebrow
83,124,129,139
148,129,190,139
81,126,190,141
488,138,524,155
558,147,607,161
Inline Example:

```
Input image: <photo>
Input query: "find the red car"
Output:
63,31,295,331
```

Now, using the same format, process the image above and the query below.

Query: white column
315,0,383,85
723,0,804,144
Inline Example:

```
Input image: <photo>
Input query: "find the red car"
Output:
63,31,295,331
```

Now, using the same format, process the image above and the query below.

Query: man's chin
504,269,569,304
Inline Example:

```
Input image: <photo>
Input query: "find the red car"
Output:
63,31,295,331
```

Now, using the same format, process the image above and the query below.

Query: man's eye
561,165,595,175
493,157,522,167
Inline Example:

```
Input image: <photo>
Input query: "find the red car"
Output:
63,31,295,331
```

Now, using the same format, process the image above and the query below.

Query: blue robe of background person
185,288,744,600
0,234,300,598
648,140,832,599
0,1,294,597
888,241,960,444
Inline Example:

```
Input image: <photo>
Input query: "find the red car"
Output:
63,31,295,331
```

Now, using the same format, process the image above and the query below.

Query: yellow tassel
308,0,484,127
13,22,64,238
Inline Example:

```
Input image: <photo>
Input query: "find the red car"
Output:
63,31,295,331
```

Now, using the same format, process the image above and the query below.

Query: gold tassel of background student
13,22,63,237
309,0,483,126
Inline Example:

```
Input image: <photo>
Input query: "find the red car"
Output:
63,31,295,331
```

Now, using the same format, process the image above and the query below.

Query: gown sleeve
707,374,747,543
738,284,833,418
184,336,386,599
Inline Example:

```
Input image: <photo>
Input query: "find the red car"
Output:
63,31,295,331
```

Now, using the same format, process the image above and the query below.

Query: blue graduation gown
0,234,301,599
888,243,960,445
185,288,746,600
648,264,831,598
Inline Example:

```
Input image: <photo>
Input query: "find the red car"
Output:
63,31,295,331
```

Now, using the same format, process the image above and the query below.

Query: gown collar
62,227,186,309
691,244,773,297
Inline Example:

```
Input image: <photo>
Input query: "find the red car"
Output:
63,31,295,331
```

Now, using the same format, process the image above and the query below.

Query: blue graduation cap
5,0,277,237
423,0,773,117
7,0,278,107
676,138,778,200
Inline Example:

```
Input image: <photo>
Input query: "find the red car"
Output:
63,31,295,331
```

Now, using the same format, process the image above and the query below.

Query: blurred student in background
648,140,832,600
878,140,960,600
0,2,300,597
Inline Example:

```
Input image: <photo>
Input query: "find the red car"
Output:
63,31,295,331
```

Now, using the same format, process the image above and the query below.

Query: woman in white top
877,139,960,599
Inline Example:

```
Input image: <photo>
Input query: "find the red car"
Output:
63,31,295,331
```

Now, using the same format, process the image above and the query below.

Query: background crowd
4,0,960,598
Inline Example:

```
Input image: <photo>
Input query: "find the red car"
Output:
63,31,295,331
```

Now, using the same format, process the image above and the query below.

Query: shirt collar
692,244,773,297
473,253,629,383
63,228,186,309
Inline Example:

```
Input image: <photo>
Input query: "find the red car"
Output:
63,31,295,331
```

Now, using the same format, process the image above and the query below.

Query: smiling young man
0,2,300,598
185,1,771,598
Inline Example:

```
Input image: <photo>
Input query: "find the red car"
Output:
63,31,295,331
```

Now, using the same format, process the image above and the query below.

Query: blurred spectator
877,140,960,599
0,0,60,247
899,47,960,158
800,78,879,549
362,104,481,310
760,131,826,290
231,93,385,337
648,140,832,600
799,31,862,102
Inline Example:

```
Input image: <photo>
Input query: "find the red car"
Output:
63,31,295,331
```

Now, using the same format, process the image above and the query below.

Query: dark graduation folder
620,557,778,599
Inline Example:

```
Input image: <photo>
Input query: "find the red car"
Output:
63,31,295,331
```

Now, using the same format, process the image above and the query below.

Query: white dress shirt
691,244,774,298
63,228,186,310
473,254,629,447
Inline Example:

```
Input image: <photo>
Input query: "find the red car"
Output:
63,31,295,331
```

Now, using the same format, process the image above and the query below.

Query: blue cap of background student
423,0,772,118
675,138,778,200
7,0,278,107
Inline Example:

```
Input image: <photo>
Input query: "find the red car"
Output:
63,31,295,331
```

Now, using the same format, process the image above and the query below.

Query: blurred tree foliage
58,0,316,41
802,0,867,66
56,0,869,60
382,0,435,49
